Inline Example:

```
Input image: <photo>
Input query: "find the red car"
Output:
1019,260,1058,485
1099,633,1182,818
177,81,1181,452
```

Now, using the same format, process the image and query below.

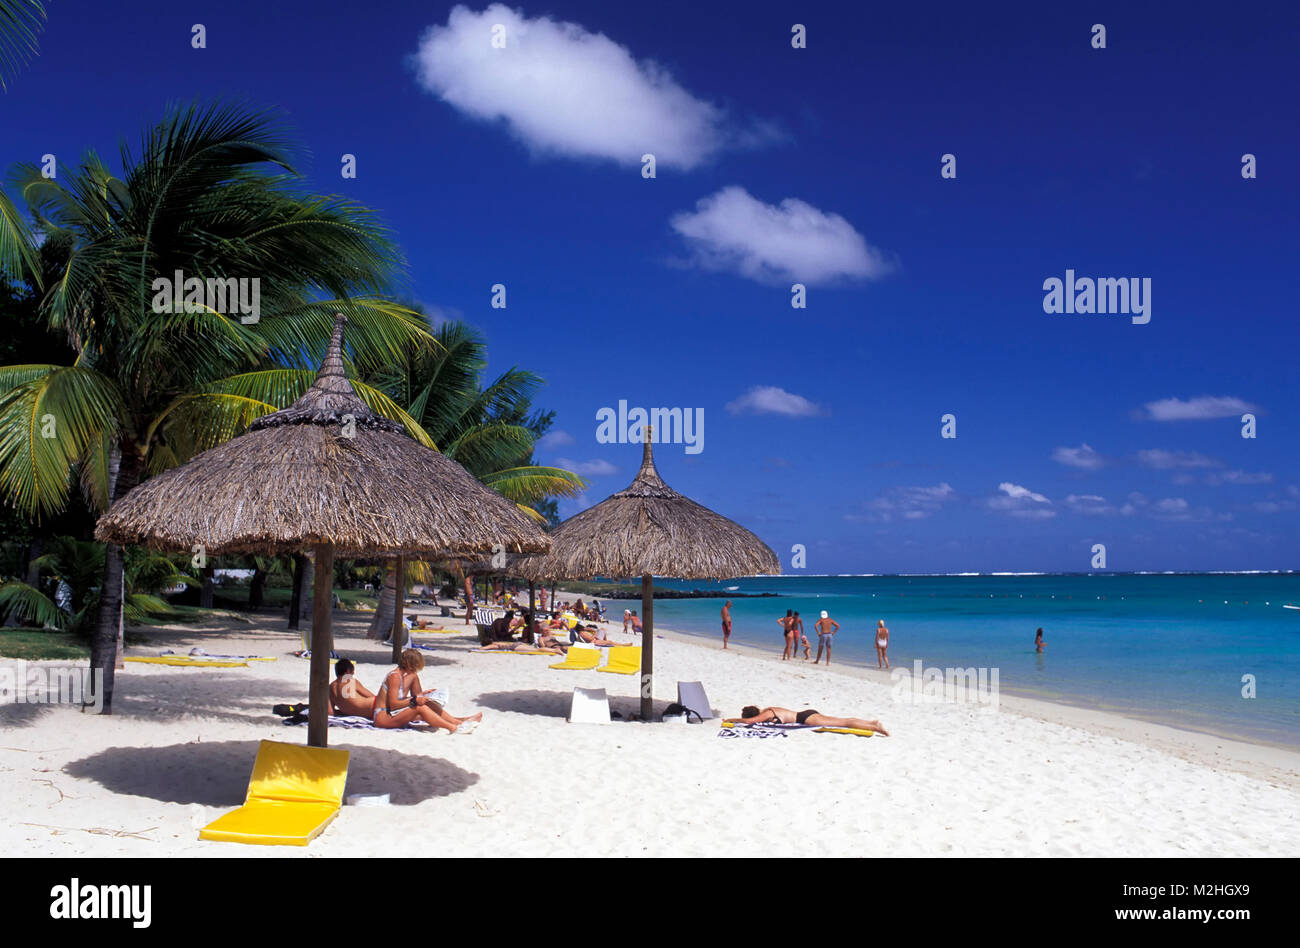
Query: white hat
820,610,828,619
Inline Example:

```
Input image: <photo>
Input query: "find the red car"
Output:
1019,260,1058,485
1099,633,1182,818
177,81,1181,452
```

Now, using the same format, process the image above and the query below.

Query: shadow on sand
335,647,457,668
63,739,479,806
0,701,52,729
475,688,673,722
111,672,313,728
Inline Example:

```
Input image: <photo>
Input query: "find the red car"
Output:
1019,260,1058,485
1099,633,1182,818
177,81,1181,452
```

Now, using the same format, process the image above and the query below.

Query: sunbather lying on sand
329,659,377,717
479,640,566,655
723,705,889,736
571,624,632,647
374,649,483,734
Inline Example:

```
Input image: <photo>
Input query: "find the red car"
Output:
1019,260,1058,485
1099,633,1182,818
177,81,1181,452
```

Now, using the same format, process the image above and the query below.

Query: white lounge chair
677,681,714,720
568,687,611,725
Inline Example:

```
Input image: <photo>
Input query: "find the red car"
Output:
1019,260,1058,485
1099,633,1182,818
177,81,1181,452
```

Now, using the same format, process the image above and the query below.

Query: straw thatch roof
517,437,779,581
95,314,550,558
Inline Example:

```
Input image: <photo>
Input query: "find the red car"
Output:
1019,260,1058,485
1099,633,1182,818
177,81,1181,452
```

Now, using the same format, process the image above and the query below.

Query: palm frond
480,466,588,505
0,578,66,629
0,0,45,91
0,364,124,517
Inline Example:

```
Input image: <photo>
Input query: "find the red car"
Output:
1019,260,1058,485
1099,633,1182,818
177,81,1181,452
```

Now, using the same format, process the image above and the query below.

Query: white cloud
862,483,956,522
1137,449,1221,470
725,385,824,417
413,4,733,169
1204,469,1273,486
537,430,575,449
988,482,1055,519
1064,494,1116,515
556,458,617,477
1052,443,1106,470
1122,492,1228,522
670,186,895,285
1139,396,1257,421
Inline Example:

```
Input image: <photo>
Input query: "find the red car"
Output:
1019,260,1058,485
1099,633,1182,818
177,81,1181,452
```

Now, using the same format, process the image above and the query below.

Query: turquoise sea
633,574,1300,748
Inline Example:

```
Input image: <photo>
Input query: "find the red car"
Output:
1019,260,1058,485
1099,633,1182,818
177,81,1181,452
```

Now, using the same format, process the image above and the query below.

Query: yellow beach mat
596,645,641,675
813,727,874,738
474,648,553,655
418,628,469,635
200,740,350,846
549,648,601,670
125,656,248,668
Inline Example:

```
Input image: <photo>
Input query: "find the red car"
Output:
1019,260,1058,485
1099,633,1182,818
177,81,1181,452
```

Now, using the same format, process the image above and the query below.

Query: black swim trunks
796,709,818,725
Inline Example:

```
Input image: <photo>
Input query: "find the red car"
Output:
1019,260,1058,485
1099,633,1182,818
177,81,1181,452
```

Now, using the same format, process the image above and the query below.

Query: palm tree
0,101,434,711
376,319,582,513
362,319,586,636
0,0,44,91
0,536,186,633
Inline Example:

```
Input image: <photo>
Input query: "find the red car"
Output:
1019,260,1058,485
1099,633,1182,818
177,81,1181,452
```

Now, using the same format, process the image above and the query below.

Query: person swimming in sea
1035,627,1046,652
723,705,889,736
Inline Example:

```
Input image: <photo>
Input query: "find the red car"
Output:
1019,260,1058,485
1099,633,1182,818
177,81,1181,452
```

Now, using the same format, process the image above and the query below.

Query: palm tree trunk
199,565,215,608
288,554,306,629
249,566,267,610
366,566,396,639
89,446,137,715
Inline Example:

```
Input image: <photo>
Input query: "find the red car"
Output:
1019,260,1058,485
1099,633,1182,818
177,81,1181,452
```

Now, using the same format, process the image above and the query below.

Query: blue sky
4,0,1298,572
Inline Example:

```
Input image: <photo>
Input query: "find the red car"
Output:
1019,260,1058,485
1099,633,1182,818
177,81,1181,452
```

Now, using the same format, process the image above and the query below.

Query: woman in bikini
875,619,890,669
723,705,889,736
778,610,795,660
373,649,483,733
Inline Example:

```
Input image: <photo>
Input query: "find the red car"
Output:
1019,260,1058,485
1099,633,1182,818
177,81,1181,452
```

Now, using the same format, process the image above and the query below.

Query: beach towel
125,656,248,668
284,715,416,731
813,726,874,738
717,721,821,739
472,647,554,655
717,724,790,739
162,649,276,662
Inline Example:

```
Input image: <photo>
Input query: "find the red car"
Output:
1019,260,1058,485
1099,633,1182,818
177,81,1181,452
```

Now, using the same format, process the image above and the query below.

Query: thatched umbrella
97,313,549,746
518,430,779,719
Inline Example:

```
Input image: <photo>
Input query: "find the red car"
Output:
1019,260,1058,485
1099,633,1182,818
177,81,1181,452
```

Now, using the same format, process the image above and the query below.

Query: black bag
661,702,703,723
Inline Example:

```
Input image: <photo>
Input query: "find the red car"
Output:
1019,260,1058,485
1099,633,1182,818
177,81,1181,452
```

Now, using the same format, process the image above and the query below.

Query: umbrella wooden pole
308,543,335,748
391,555,406,664
528,581,535,615
640,572,654,721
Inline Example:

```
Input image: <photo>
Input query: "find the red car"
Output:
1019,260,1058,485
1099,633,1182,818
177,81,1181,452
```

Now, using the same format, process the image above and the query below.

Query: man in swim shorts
723,705,889,736
813,610,839,665
721,600,733,649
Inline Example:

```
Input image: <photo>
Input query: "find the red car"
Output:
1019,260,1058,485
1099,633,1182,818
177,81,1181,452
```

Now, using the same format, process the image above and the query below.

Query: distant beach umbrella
517,430,779,719
97,313,549,746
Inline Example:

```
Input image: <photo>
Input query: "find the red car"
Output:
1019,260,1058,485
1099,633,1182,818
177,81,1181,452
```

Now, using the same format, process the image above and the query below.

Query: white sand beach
2,605,1298,858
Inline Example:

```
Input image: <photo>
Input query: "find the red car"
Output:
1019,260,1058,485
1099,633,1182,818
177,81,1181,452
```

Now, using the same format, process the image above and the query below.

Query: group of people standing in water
719,601,891,668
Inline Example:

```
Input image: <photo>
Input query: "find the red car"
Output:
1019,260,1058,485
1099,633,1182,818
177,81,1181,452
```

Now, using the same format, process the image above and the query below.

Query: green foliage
0,535,187,633
0,100,436,520
370,317,585,518
0,1,46,91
